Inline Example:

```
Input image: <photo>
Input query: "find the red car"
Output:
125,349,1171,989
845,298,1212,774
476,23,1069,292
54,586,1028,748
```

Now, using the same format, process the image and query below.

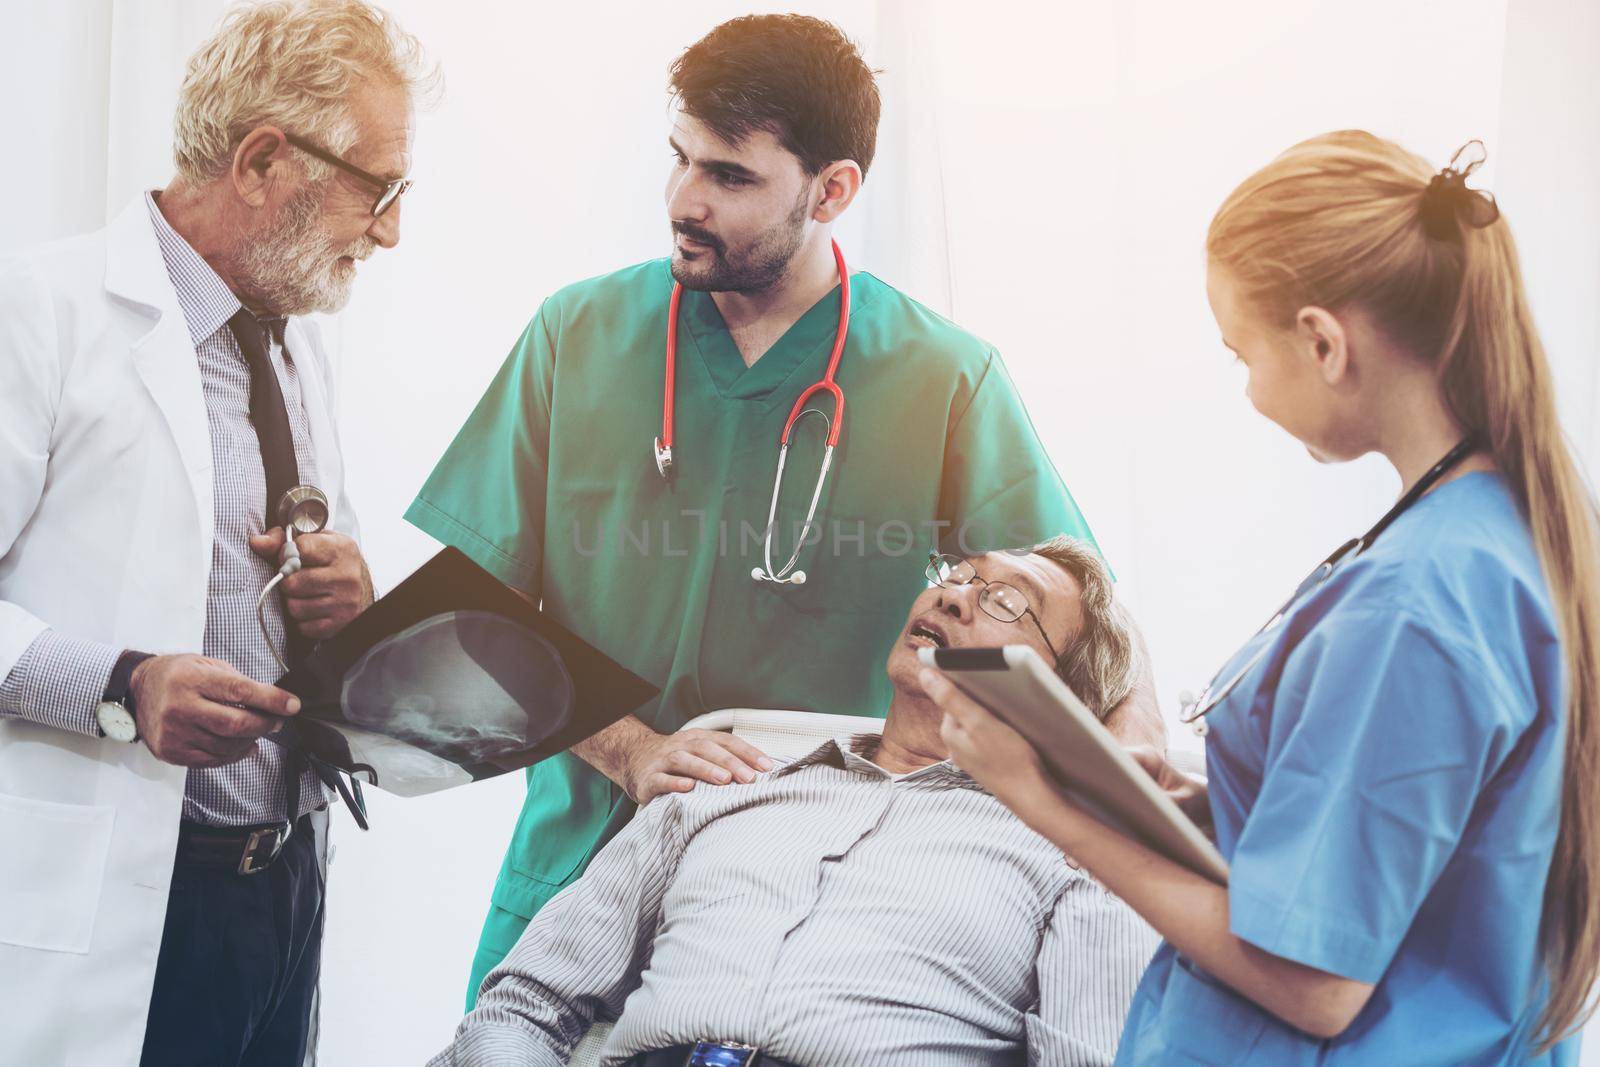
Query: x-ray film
275,548,658,796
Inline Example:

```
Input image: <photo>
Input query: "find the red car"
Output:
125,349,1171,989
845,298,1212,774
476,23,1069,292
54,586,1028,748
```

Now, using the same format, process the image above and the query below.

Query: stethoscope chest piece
259,484,331,672
278,484,330,536
1178,690,1210,737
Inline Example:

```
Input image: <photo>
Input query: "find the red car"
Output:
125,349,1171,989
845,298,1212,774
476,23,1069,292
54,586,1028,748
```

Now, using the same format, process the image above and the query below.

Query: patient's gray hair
173,0,439,184
1032,535,1138,719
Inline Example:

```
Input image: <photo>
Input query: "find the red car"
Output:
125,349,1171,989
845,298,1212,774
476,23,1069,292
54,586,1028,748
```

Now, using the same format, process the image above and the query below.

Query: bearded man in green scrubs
408,14,1163,1006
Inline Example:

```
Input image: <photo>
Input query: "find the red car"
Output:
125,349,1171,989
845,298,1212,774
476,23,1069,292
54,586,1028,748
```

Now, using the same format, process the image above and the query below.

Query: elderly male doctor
0,2,433,1062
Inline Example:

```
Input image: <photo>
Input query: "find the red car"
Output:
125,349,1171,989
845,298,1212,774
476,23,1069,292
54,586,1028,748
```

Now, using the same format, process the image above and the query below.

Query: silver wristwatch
96,650,153,744
95,699,138,743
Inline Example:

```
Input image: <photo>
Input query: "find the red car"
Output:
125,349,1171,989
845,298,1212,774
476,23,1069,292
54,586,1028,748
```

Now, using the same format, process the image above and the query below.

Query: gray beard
233,182,370,315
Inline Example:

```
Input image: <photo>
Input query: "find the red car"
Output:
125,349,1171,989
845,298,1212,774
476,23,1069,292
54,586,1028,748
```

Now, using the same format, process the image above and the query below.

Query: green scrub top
405,259,1098,1003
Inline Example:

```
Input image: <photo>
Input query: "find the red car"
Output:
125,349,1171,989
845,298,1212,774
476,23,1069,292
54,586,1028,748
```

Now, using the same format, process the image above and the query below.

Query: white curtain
4,1,1598,1062
0,0,223,248
865,0,1520,732
1497,0,1600,474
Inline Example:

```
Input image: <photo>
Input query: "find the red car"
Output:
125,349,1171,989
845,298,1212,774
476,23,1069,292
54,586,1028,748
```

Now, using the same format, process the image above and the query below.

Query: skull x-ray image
276,548,658,798
331,610,576,794
345,610,574,755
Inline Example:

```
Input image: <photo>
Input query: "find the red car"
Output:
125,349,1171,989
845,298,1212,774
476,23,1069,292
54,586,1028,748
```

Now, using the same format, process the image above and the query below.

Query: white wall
869,0,1515,748
3,1,1597,1063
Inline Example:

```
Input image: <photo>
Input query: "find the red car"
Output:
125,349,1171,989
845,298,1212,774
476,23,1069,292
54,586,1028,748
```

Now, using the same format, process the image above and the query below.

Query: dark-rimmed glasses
925,552,1064,663
284,132,411,217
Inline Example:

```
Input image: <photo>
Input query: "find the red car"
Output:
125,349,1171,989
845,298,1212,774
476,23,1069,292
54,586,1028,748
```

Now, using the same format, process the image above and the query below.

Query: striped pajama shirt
436,734,1157,1067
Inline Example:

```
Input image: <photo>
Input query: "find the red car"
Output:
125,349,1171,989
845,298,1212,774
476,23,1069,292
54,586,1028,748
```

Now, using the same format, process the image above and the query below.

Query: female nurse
923,131,1600,1065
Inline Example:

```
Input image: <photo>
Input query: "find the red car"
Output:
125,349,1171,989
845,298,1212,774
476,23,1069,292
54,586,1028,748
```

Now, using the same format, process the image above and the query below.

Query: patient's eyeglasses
284,132,412,218
925,552,1064,664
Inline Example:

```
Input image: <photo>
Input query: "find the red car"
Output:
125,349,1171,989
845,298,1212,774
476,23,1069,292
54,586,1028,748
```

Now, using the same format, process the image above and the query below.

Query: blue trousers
140,813,325,1066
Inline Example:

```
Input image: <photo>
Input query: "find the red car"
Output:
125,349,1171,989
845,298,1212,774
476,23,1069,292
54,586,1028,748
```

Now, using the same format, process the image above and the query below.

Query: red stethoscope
653,240,851,586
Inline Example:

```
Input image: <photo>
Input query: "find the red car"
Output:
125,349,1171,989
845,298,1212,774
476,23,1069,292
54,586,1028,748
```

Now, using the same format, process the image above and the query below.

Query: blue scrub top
1117,473,1574,1065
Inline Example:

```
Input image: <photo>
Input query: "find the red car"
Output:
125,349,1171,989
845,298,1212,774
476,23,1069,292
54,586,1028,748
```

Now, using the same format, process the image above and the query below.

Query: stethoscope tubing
251,483,373,831
1180,437,1480,732
257,486,331,674
656,241,853,585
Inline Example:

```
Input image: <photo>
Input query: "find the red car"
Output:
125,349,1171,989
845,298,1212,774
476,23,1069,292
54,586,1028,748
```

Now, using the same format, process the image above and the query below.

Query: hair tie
1421,140,1501,239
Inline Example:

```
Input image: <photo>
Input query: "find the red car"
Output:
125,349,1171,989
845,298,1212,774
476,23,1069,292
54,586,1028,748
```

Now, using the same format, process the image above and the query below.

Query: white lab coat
0,196,359,1065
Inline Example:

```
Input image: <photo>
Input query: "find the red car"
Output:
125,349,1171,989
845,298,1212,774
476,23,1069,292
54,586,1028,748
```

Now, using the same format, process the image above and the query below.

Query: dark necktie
226,307,315,663
226,308,301,525
226,308,312,824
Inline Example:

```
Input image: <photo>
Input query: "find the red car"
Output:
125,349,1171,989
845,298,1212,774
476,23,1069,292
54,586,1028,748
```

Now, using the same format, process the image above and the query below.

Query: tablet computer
921,644,1228,885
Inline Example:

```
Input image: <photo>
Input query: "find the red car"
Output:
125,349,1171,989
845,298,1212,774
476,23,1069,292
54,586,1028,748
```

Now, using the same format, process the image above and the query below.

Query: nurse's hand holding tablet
1121,746,1209,835
925,133,1600,1065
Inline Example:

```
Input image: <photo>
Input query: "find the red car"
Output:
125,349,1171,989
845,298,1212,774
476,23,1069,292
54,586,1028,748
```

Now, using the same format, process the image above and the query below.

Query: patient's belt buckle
684,1040,762,1066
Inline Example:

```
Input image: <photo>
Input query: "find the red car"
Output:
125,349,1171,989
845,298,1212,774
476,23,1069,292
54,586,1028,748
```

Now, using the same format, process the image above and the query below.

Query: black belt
176,810,320,876
626,1044,800,1067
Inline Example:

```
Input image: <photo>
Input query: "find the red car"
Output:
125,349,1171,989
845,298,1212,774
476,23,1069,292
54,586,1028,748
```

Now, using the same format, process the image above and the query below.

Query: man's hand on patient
624,728,776,803
250,527,375,640
129,654,301,768
575,716,775,804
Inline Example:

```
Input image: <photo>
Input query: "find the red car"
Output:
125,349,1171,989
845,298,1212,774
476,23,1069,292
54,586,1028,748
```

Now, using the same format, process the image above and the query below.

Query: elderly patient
433,537,1158,1067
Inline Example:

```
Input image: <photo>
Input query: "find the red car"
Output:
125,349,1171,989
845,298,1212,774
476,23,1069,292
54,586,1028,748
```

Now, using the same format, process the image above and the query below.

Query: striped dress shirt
435,734,1157,1067
0,192,326,825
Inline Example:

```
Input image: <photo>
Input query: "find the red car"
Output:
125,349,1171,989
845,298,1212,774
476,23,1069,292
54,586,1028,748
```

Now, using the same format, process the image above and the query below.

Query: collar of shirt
144,190,244,346
779,733,986,792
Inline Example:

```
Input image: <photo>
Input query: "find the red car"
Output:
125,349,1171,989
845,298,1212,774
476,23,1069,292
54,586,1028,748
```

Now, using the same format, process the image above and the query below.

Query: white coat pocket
0,793,115,953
